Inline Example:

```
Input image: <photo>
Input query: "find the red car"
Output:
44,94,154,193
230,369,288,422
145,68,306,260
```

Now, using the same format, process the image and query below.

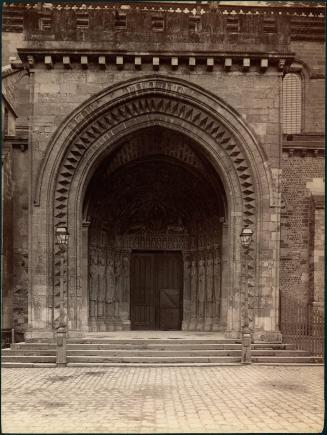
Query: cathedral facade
2,1,324,342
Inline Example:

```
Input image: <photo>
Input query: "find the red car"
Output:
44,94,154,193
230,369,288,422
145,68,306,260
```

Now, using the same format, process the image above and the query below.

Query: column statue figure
120,253,130,326
204,250,214,331
182,254,192,330
114,253,122,322
121,254,130,303
197,254,205,329
105,250,115,331
89,247,99,320
106,251,115,302
189,257,197,330
213,249,221,327
97,248,106,318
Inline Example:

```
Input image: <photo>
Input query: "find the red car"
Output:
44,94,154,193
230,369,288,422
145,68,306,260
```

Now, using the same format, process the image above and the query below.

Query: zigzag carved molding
54,95,256,228
52,93,257,329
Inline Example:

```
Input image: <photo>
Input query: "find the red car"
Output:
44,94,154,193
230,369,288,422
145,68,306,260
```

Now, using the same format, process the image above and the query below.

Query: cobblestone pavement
1,366,324,433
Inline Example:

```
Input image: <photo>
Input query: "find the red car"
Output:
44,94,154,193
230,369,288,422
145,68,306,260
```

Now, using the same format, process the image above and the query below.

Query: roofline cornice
3,2,325,16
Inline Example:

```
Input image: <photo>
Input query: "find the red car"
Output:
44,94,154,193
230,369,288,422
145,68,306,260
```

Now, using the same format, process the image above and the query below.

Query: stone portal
29,75,281,342
83,127,226,331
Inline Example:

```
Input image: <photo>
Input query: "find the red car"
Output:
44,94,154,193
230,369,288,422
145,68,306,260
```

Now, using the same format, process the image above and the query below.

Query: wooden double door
130,251,183,330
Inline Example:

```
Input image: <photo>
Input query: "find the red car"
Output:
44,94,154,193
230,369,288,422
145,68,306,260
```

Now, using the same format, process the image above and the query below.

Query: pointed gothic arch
28,76,280,341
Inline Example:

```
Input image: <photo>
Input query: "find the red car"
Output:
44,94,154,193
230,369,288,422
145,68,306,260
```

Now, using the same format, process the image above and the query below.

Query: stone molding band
18,49,294,73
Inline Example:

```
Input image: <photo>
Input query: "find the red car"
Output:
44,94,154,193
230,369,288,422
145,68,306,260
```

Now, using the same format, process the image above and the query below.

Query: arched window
282,73,302,134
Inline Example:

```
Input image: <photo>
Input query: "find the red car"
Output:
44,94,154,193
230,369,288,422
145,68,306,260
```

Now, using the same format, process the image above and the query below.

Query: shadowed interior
83,126,228,331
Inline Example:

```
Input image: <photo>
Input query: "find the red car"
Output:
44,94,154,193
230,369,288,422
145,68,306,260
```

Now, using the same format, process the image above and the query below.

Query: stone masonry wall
2,32,24,66
30,67,281,194
2,146,14,330
2,70,31,333
12,147,29,333
280,153,324,303
290,40,325,134
2,3,325,334
2,36,31,333
311,207,324,304
307,178,325,307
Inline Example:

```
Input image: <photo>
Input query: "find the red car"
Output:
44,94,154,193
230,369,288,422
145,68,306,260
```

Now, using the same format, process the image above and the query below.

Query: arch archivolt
32,76,276,336
53,95,258,229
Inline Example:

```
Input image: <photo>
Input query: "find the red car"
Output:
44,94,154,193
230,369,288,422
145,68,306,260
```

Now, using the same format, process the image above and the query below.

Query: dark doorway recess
84,127,226,332
130,251,183,330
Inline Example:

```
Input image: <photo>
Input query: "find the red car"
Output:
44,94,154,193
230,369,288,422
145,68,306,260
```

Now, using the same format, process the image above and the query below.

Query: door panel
159,289,181,330
130,251,182,330
157,253,182,330
130,253,155,329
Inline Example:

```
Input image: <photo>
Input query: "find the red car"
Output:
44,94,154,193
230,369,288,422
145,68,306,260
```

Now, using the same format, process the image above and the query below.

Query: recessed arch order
30,75,279,340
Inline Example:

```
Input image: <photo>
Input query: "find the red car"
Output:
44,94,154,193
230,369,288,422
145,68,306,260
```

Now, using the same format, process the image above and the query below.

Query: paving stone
1,366,323,433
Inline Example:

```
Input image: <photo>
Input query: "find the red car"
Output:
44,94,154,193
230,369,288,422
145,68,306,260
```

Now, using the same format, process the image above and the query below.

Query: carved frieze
115,234,196,251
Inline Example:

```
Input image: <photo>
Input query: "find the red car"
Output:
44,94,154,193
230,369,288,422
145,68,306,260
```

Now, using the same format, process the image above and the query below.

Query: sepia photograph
1,0,324,433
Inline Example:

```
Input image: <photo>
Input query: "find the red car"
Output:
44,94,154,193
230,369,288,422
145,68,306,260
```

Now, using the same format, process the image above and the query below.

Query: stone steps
66,363,241,367
2,350,57,356
252,356,323,364
8,342,297,350
8,343,242,350
2,355,56,363
252,343,296,350
1,362,57,368
3,349,242,357
65,356,242,363
2,348,310,357
27,339,239,345
254,362,324,366
1,339,321,367
252,350,311,356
